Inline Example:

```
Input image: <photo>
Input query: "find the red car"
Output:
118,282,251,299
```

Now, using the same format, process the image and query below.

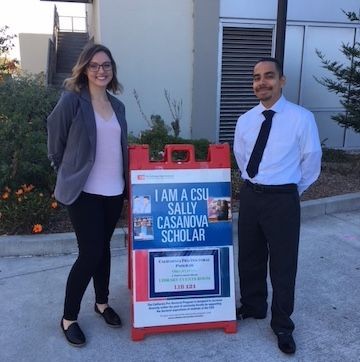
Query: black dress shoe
236,306,266,320
95,304,122,327
60,320,86,347
277,332,296,354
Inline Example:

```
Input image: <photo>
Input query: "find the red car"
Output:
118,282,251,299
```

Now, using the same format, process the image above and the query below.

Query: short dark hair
254,57,283,77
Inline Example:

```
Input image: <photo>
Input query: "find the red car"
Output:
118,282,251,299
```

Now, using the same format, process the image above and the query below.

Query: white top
133,196,151,214
83,111,124,196
233,96,322,195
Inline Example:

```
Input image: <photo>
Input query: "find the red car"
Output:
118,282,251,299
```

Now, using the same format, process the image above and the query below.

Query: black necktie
246,110,275,178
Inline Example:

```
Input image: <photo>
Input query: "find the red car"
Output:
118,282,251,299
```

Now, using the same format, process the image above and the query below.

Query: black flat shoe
60,320,86,347
277,332,296,354
95,304,122,328
236,306,266,320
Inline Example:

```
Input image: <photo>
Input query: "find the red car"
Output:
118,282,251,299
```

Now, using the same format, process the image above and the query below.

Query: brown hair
64,43,123,94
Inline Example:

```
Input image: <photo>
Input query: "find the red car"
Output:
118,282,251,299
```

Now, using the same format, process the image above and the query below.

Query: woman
47,44,128,347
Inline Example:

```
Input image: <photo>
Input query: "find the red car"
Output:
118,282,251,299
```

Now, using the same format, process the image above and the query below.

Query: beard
255,87,273,100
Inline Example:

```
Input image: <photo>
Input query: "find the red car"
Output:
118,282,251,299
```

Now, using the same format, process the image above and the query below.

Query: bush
321,148,352,162
129,114,211,160
321,148,360,177
0,184,59,235
0,73,60,191
0,73,61,235
133,114,173,159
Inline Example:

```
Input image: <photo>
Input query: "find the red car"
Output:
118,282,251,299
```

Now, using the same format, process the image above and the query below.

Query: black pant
63,192,124,321
238,182,300,334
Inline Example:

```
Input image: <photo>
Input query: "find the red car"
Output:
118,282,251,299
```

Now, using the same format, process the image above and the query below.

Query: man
233,57,322,354
133,195,151,214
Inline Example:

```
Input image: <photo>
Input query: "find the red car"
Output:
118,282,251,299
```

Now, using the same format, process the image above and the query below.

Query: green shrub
176,138,211,160
0,73,60,191
0,184,59,235
134,115,174,159
129,114,211,160
322,148,352,162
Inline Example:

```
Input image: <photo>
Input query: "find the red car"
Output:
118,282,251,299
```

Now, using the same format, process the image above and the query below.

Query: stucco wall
85,0,360,148
19,33,51,74
86,0,100,42
191,0,220,142
220,0,360,21
90,0,194,139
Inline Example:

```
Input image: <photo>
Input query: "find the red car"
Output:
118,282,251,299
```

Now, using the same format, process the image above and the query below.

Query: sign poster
131,168,236,328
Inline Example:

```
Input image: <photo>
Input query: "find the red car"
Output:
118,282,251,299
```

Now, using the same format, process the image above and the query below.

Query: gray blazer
47,87,128,205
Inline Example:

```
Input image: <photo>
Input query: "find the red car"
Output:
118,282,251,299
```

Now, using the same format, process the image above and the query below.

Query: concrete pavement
1,193,360,361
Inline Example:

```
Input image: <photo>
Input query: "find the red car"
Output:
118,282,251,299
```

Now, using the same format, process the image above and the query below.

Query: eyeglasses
88,62,112,72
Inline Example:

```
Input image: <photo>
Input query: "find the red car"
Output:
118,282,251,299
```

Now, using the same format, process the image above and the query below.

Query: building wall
89,0,194,139
288,24,358,148
86,0,100,42
86,0,360,148
218,0,360,148
19,33,51,74
191,0,220,142
220,0,360,21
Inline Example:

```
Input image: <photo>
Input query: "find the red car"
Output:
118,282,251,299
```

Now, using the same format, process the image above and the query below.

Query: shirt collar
257,95,286,115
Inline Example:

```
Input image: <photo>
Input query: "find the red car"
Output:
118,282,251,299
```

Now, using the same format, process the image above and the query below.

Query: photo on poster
207,197,232,222
132,195,152,214
133,216,154,240
149,249,221,298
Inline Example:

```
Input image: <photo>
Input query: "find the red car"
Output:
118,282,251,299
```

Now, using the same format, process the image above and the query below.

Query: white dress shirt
233,96,322,195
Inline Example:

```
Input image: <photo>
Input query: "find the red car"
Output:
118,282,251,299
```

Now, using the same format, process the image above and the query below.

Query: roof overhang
40,1,93,3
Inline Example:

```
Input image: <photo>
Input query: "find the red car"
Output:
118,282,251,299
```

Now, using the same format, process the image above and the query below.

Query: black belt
245,180,297,193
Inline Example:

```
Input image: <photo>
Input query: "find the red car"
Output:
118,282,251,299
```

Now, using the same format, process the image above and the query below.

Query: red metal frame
128,144,236,340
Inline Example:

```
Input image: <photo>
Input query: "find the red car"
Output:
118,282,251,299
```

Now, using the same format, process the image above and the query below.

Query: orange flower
1,191,9,200
32,224,43,233
15,188,24,196
51,201,58,209
23,184,35,192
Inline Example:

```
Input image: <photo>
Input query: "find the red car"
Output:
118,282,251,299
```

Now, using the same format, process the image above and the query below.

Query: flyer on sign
131,168,236,328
